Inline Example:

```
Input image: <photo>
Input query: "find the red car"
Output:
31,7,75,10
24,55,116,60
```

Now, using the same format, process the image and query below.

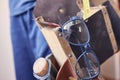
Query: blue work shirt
9,0,36,16
9,0,51,80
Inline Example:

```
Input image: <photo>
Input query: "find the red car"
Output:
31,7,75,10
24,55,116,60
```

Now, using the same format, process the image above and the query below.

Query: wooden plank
41,27,68,66
36,17,81,79
101,6,118,53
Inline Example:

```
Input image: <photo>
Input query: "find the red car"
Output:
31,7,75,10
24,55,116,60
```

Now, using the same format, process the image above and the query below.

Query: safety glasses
62,16,100,80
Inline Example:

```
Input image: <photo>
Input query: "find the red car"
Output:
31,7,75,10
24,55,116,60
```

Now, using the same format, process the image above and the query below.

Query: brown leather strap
34,0,80,24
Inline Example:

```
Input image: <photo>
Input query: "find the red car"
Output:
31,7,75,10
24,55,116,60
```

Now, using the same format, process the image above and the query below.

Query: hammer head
34,0,80,24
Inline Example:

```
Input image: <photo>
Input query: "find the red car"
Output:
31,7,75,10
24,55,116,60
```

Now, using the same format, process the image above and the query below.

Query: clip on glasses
62,16,100,80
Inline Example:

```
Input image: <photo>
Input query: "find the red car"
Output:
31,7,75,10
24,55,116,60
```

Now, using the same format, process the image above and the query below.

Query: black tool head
34,0,80,24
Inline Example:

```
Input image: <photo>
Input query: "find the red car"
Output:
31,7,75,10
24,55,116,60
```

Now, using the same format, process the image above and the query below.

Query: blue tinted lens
62,17,90,46
75,50,100,79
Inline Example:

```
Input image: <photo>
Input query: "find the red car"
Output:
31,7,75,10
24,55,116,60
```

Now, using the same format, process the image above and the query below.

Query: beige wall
101,52,120,80
0,0,16,80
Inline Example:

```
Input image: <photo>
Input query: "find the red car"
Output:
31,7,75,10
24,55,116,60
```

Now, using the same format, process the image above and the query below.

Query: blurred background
0,0,16,80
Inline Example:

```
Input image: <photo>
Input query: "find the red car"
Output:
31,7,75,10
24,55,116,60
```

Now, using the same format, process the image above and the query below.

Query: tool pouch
33,0,119,80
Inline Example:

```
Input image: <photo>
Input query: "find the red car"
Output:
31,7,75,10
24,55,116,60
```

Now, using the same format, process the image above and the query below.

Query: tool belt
33,0,120,80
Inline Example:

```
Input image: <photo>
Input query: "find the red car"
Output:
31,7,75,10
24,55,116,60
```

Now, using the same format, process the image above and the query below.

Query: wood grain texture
36,17,80,78
101,6,118,53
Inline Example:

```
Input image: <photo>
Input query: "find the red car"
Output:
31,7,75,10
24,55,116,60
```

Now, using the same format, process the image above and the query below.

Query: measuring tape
83,0,91,18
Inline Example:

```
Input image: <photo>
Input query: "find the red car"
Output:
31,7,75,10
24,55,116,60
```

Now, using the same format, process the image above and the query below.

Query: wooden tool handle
33,58,49,77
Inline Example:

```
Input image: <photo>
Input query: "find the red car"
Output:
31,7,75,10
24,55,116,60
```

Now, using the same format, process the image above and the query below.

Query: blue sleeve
10,8,51,80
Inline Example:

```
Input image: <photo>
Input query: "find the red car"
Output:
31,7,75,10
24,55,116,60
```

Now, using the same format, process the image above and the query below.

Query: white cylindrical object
33,58,57,80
